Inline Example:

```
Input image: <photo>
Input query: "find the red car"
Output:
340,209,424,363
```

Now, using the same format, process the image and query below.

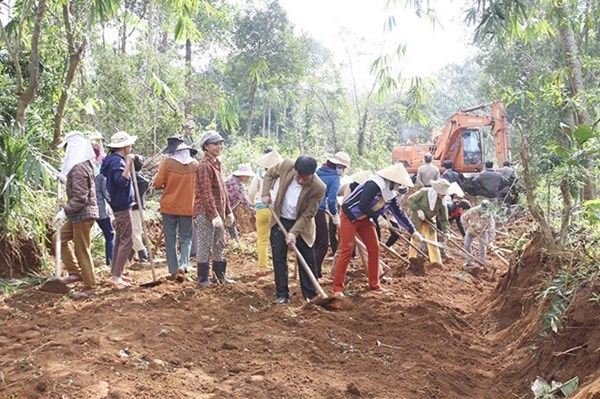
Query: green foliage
0,125,57,242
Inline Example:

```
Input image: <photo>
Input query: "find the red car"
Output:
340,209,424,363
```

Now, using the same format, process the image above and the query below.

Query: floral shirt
461,205,496,241
225,175,253,211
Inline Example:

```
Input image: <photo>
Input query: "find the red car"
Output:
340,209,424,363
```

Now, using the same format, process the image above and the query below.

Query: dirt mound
0,229,514,398
476,230,600,396
0,235,42,278
233,204,256,235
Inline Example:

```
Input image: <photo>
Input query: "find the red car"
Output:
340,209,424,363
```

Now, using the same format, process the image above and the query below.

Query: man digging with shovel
261,156,326,305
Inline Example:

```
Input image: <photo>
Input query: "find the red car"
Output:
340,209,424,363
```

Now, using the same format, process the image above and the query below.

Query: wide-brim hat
163,135,184,154
232,163,255,177
107,131,137,148
88,131,104,141
172,142,197,156
58,131,84,148
447,182,464,197
375,164,413,187
328,151,351,168
349,170,371,184
256,149,283,169
431,179,451,195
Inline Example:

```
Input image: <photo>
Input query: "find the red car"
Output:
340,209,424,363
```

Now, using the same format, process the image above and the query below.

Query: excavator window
462,129,482,166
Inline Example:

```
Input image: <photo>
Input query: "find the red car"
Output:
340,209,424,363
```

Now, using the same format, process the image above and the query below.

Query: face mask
336,166,345,176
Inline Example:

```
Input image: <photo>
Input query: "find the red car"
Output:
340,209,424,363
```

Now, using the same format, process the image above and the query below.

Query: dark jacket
473,169,507,198
100,152,135,212
65,160,99,223
132,172,149,210
342,180,415,234
441,169,463,185
316,164,341,214
447,201,466,237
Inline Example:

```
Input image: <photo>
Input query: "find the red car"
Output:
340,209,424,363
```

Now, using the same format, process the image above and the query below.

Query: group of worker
52,127,507,302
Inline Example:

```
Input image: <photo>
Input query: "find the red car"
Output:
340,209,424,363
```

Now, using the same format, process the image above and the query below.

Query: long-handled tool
425,220,492,272
354,236,391,276
40,179,70,294
132,162,161,288
270,207,339,308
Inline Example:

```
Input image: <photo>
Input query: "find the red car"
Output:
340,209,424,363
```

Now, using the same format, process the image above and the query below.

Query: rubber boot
214,260,235,284
197,262,211,287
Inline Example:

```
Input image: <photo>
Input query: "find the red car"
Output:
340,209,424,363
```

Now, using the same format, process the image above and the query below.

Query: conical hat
349,170,371,184
375,164,413,187
256,149,283,169
447,182,464,197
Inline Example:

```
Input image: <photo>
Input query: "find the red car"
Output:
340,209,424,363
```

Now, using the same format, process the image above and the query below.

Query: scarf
371,175,398,202
427,188,438,211
61,135,96,175
168,148,194,165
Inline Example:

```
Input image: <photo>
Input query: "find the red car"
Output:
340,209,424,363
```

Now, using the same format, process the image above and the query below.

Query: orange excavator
392,101,510,174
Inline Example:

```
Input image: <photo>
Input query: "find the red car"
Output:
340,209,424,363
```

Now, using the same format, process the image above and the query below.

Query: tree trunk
52,2,86,147
559,177,572,245
267,101,272,137
357,109,368,156
519,130,559,252
313,90,338,151
120,18,127,54
556,2,596,200
52,41,87,147
184,38,192,117
15,0,47,129
245,79,258,138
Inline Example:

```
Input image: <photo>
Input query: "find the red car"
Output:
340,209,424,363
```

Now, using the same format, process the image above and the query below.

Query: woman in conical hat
332,164,422,296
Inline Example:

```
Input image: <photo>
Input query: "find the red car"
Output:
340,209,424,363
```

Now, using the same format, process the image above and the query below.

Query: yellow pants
255,208,271,270
408,222,442,266
56,218,96,289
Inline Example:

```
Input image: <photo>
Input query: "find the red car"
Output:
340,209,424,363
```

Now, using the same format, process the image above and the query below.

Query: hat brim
107,135,137,148
256,151,283,169
328,155,351,168
233,171,255,177
431,180,451,195
447,182,464,197
376,164,413,187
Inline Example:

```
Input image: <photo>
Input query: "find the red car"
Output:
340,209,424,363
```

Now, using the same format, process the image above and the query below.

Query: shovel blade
39,279,70,294
139,280,162,288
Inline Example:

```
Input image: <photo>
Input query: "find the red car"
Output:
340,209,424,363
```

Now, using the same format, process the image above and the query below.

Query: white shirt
280,179,303,220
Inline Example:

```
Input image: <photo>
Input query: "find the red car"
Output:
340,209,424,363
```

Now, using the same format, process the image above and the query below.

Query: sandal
108,277,131,288
62,274,82,285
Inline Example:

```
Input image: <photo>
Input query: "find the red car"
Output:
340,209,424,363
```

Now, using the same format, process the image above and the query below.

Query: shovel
131,162,161,288
40,179,70,294
270,207,340,309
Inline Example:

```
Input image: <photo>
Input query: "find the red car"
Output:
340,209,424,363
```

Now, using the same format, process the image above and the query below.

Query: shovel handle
55,179,62,279
425,220,487,268
131,162,156,282
270,206,328,299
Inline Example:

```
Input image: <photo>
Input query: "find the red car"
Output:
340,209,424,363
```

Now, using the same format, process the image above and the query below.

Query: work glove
212,216,224,228
226,213,235,227
331,213,341,226
417,210,425,221
56,173,67,184
411,231,423,244
285,232,296,246
54,209,67,227
262,196,272,206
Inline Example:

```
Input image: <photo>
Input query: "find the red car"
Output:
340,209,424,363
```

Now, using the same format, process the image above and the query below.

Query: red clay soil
1,227,599,398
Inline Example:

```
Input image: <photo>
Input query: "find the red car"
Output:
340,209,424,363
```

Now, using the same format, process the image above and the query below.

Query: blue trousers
96,217,114,266
162,214,193,274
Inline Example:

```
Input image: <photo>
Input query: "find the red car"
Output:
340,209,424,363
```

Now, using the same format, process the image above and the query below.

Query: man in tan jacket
261,156,326,304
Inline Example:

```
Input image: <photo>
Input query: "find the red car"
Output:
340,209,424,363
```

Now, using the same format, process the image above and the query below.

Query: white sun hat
232,163,255,177
107,131,137,148
430,179,451,195
328,151,351,168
